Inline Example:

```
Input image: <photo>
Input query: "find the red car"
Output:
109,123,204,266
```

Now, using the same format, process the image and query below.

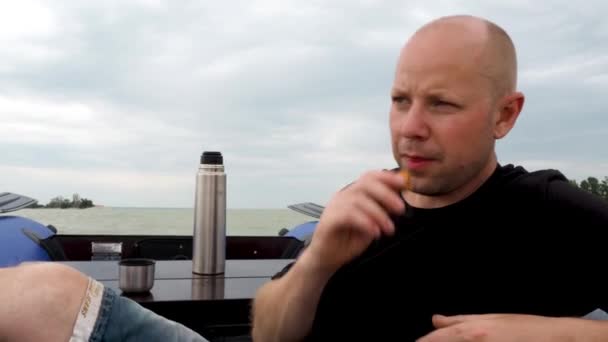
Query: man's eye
392,96,408,104
433,100,451,106
432,99,460,109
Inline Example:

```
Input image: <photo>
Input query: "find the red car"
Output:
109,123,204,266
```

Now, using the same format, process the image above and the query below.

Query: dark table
62,259,294,340
63,259,293,301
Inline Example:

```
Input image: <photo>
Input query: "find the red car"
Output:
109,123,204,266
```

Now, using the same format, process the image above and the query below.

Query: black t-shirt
273,163,608,341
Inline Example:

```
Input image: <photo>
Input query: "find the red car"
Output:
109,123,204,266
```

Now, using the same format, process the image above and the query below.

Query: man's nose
397,102,430,140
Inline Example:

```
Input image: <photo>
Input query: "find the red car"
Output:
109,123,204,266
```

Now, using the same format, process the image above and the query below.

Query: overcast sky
2,0,607,208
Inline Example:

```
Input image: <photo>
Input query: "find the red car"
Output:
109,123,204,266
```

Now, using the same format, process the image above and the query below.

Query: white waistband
69,277,105,342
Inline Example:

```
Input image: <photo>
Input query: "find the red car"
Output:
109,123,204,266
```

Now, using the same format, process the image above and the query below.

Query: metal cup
118,258,155,293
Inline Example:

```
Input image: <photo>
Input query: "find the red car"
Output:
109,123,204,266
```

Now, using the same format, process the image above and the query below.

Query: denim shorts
70,277,209,342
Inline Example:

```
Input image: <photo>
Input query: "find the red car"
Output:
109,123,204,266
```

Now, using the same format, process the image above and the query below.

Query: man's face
389,31,500,196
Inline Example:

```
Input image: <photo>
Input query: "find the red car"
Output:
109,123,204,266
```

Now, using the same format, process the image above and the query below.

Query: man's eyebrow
426,90,452,98
390,87,408,97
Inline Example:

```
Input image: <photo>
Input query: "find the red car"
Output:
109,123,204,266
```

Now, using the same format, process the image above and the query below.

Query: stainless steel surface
119,258,155,293
191,274,225,300
192,154,226,275
92,242,123,260
92,242,123,254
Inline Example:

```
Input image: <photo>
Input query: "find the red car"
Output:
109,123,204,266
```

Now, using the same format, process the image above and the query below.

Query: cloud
1,1,606,207
0,164,192,208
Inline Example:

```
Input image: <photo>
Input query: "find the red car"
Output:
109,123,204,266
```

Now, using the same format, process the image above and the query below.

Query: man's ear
494,91,524,139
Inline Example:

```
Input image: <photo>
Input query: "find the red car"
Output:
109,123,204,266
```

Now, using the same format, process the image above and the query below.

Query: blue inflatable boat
0,215,57,267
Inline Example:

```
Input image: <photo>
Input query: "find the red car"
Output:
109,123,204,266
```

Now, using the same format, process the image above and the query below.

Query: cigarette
399,169,411,189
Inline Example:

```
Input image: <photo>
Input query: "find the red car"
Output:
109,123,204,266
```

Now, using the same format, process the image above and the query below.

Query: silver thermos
192,151,226,275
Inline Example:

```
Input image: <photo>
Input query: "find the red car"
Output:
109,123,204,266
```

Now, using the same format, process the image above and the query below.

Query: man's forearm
562,317,608,342
251,249,336,342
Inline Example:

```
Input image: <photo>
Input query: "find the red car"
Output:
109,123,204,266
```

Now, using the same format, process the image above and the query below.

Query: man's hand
304,169,406,274
417,313,600,342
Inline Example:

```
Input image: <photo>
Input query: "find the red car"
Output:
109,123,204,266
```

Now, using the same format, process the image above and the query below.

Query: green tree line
28,193,95,209
569,177,608,201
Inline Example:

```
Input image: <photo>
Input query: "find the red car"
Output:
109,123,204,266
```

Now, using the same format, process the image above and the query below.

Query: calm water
6,207,316,236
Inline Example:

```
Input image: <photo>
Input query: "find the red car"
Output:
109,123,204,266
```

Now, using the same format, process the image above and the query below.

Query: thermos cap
201,151,223,165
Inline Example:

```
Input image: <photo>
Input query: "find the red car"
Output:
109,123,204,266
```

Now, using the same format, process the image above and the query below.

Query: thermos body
192,152,226,275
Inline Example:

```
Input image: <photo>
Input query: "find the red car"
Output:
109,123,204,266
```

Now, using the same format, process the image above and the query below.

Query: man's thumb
432,314,475,328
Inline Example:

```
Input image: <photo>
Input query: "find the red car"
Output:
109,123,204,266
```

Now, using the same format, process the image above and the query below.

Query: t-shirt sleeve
545,179,608,312
546,179,608,223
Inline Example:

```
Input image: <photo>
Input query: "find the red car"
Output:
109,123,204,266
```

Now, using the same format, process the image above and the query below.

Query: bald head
404,15,517,101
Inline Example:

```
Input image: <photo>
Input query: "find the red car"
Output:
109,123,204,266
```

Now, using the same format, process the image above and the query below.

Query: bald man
251,15,608,341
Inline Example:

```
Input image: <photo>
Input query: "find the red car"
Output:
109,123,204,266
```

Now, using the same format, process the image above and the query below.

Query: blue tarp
285,220,317,240
0,215,54,267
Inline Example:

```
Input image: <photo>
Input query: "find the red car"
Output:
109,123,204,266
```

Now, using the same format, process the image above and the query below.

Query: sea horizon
27,205,303,210
7,207,316,236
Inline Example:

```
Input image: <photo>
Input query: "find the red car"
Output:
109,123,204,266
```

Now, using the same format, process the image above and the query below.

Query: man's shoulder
495,163,569,185
491,163,571,197
496,163,608,221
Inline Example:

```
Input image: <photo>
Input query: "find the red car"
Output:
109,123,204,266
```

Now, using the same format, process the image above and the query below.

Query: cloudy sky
2,0,607,208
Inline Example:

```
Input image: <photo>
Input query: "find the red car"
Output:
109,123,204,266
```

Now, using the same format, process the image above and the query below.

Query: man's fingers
381,169,411,190
359,175,406,215
349,208,382,239
353,197,395,236
361,169,409,191
327,168,407,241
432,314,464,328
432,314,508,328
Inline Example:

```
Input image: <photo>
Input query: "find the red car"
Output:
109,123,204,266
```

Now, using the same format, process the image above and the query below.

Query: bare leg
0,262,89,342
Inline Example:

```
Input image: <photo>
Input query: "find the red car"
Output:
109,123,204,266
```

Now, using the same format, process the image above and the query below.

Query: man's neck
403,154,498,209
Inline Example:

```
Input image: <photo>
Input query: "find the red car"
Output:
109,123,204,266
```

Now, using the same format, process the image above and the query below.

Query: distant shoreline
23,206,301,211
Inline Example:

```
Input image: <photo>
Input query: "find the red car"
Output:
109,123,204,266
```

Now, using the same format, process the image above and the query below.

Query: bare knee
0,263,90,342
19,262,88,285
13,262,90,310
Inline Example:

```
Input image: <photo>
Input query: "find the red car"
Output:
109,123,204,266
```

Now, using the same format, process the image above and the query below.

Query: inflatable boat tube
0,215,56,267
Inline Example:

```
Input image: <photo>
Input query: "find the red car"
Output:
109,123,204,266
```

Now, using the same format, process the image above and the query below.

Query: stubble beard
406,151,492,197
